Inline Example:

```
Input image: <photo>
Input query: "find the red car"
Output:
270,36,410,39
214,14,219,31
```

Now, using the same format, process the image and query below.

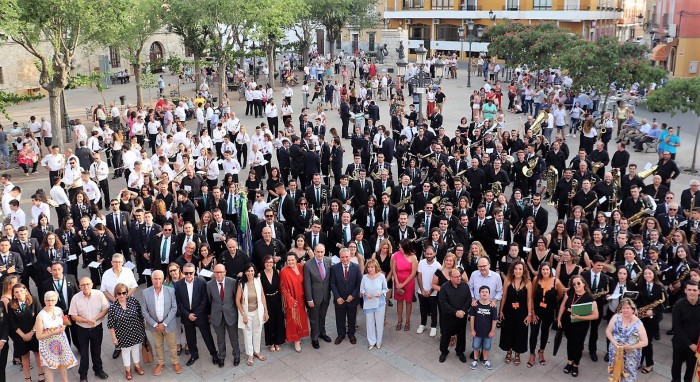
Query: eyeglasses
265,215,273,218
573,282,583,286
183,272,194,275
163,228,172,231
110,202,119,206
116,291,128,296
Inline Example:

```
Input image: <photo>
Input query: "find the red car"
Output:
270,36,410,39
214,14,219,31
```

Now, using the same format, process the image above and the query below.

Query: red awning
651,44,670,61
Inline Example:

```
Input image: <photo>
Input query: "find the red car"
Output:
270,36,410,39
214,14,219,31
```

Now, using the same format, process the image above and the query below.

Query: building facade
649,0,700,78
0,31,187,95
383,0,623,59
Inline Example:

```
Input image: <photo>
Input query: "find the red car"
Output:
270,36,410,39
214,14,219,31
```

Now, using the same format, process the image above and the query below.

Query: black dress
375,253,393,288
499,283,529,354
260,269,286,346
558,264,582,288
8,299,40,357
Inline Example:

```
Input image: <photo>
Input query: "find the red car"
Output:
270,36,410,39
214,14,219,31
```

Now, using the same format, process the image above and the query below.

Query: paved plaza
0,65,691,381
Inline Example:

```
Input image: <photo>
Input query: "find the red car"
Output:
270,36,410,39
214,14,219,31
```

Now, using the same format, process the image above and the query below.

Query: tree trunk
133,61,143,108
218,59,227,106
194,54,202,90
268,44,276,91
48,87,64,153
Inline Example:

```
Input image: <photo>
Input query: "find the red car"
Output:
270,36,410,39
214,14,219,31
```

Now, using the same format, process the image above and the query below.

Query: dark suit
105,211,131,257
148,234,178,273
40,274,79,346
174,277,218,359
657,213,686,237
484,219,512,270
304,232,329,252
207,220,238,257
35,247,69,282
375,204,399,228
351,178,373,208
329,223,359,256
277,193,299,236
206,277,240,360
10,239,39,286
253,221,286,246
55,229,81,277
329,262,362,338
524,205,549,234
173,233,206,259
134,223,162,278
303,257,332,341
581,270,611,354
304,185,330,212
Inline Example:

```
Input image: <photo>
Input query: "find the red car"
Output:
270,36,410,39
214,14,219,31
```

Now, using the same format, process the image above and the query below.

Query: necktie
593,274,598,290
146,226,151,241
185,236,190,244
382,182,386,191
627,264,632,273
344,265,348,281
203,194,208,206
528,231,533,247
20,302,25,312
478,220,482,230
161,237,169,262
316,188,321,205
358,243,364,256
497,223,504,250
425,215,429,229
313,234,318,249
318,260,325,280
334,214,338,224
342,187,346,199
533,208,538,217
228,195,234,214
647,284,652,296
384,207,388,223
369,211,374,228
55,279,65,307
22,243,27,253
344,226,349,245
278,196,284,218
114,215,121,237
219,282,225,301
487,203,491,213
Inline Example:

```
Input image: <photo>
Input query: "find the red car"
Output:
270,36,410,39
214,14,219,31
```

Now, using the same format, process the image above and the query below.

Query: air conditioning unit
405,18,412,25
433,18,441,24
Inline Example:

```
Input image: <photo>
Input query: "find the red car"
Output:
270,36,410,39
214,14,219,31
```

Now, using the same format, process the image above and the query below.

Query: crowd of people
0,52,696,382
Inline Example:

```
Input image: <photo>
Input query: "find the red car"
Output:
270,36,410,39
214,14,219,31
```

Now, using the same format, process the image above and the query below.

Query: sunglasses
168,269,178,273
183,272,194,275
265,215,273,218
117,291,128,296
163,228,172,232
573,282,583,286
111,203,119,206
670,208,678,211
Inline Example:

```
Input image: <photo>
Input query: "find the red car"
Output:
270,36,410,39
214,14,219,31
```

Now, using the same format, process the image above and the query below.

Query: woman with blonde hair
464,241,488,276
605,298,648,381
361,258,389,350
372,239,394,309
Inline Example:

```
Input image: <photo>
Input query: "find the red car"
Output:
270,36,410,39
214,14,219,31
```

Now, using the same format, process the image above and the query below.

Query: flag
237,193,252,255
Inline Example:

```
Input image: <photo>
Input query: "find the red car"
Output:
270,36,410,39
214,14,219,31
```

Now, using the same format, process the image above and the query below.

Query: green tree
0,92,44,120
557,36,667,113
646,77,700,173
486,21,579,69
308,0,380,59
0,0,122,152
99,0,165,108
165,0,209,89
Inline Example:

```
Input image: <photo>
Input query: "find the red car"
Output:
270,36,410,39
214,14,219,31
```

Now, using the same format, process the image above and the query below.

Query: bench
644,138,659,153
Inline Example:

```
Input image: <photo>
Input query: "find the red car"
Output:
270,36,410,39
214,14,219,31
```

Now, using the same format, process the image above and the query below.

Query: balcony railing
403,0,424,9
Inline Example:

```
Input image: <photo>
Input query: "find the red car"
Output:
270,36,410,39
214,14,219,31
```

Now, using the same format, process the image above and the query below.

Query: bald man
142,270,181,375
69,277,110,381
207,264,241,367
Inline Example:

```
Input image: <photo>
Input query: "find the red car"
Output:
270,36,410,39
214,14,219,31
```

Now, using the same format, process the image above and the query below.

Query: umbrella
552,327,564,356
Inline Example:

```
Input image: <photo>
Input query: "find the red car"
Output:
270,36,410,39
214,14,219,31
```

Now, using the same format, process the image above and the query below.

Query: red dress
279,263,310,342
392,251,416,302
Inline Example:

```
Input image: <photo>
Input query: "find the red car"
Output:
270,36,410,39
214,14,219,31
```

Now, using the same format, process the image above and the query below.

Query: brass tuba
522,157,539,178
490,181,503,197
546,166,558,205
529,110,548,136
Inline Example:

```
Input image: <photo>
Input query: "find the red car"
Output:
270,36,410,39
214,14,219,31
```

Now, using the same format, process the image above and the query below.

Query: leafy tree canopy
486,21,579,69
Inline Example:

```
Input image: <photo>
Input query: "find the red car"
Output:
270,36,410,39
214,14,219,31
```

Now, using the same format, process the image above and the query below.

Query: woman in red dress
279,252,310,352
390,239,418,332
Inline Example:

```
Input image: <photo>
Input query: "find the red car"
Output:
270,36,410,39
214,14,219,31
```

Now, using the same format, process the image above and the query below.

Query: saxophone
591,284,609,300
396,194,413,211
568,179,579,216
608,346,629,382
669,265,691,294
636,293,666,319
690,220,699,247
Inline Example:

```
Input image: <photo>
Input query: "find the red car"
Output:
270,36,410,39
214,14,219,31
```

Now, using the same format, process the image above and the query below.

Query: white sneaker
429,328,437,337
416,325,426,334
470,360,478,370
573,134,577,138
566,133,571,136
484,360,493,370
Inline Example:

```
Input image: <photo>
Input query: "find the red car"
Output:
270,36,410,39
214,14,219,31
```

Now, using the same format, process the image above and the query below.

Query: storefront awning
651,43,670,61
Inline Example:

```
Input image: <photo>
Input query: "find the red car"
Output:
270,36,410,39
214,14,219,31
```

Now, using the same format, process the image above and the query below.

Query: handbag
141,338,154,364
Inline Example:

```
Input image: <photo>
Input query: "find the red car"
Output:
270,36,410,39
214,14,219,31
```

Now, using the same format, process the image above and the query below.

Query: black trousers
76,324,105,379
588,304,604,353
418,295,438,328
267,117,278,136
439,316,467,355
308,298,330,341
246,101,254,115
564,320,590,364
334,301,358,338
341,118,349,138
641,315,660,367
183,317,217,358
97,179,110,210
236,143,247,167
529,310,554,353
253,100,263,117
672,344,697,382
49,170,60,189
0,334,8,382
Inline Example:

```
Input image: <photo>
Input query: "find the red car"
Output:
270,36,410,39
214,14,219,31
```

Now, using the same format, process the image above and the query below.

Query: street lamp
404,44,443,124
458,27,465,64
466,20,484,88
250,42,259,81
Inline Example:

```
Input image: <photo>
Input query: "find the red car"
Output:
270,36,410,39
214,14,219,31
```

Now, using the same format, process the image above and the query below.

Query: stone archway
149,41,165,64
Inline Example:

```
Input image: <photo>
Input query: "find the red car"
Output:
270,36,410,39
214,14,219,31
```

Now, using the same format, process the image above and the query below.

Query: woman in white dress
34,291,77,382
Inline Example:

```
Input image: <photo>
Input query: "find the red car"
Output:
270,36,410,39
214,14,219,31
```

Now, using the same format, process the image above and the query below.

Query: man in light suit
303,244,332,349
174,263,219,366
330,248,362,345
207,264,241,367
142,270,182,375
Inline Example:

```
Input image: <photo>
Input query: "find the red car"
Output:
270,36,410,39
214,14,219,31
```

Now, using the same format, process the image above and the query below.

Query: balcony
403,0,424,9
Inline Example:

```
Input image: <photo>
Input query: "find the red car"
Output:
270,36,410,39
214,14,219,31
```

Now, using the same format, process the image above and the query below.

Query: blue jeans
0,144,8,168
472,336,492,351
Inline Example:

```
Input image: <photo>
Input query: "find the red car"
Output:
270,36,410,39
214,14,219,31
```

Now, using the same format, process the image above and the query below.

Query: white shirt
417,259,441,296
160,236,172,264
50,185,70,206
128,170,145,189
62,166,84,188
196,108,205,124
9,209,25,230
153,288,165,323
206,158,219,180
121,150,138,171
175,106,186,121
41,121,52,138
82,180,101,202
265,104,278,118
90,161,109,181
147,120,162,135
222,158,241,175
41,153,65,171
100,268,138,296
186,279,194,307
31,202,51,225
132,122,145,136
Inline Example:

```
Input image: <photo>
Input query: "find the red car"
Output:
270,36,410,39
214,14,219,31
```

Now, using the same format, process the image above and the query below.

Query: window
109,47,120,68
368,33,376,52
461,0,477,10
506,0,519,10
436,25,460,41
532,0,551,10
431,0,453,10
403,0,424,8
409,25,430,40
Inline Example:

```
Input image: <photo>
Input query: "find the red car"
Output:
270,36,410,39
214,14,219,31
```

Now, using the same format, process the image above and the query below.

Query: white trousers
120,343,141,368
242,311,262,356
365,305,386,347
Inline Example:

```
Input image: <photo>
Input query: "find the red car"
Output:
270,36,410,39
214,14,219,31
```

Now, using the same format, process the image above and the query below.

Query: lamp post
458,26,464,65
403,44,444,125
250,42,259,81
466,20,484,88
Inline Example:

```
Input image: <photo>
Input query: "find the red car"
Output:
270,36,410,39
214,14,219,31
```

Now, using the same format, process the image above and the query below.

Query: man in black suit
174,221,206,259
330,248,362,345
340,99,351,138
148,222,177,274
524,193,549,234
376,193,399,228
253,209,287,246
207,187,228,216
350,169,373,209
277,139,291,186
105,200,131,261
75,140,94,170
353,196,378,236
304,221,330,252
290,136,305,186
366,101,380,122
414,182,435,214
484,208,511,270
413,201,439,238
195,183,213,219
41,262,79,346
136,211,161,283
208,209,238,258
303,144,321,187
368,154,392,183
392,175,414,216
331,176,354,210
381,132,395,165
286,179,304,205
581,255,612,362
274,183,299,240
657,202,686,237
372,170,395,199
329,211,359,256
304,174,330,214
174,263,219,366
12,227,40,287
390,212,417,243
